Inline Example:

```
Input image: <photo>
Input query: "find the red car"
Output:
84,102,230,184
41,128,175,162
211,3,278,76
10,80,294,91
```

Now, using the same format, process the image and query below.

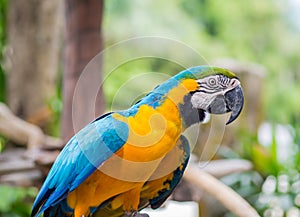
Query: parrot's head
175,66,244,125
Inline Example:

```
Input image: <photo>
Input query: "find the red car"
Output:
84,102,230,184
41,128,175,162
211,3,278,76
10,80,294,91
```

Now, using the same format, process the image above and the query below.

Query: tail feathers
43,200,73,217
31,189,54,217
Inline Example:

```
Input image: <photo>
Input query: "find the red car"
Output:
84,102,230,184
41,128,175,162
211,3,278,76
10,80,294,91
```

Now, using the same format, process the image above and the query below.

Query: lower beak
207,85,244,125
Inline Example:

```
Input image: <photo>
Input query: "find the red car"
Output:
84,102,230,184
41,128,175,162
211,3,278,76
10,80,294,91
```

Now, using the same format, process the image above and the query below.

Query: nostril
230,79,239,87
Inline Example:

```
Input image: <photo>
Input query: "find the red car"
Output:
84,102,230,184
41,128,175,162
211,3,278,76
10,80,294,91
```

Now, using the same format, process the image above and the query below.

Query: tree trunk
5,0,62,121
62,0,105,142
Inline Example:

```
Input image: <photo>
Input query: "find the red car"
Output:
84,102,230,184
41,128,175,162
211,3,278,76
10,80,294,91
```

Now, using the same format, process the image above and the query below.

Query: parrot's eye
208,78,217,87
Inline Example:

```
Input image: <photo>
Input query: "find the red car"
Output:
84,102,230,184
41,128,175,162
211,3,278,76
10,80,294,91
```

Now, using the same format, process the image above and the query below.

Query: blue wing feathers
32,113,128,216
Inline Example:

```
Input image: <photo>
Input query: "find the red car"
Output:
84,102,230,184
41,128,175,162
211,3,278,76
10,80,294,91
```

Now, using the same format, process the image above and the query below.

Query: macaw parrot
31,66,244,217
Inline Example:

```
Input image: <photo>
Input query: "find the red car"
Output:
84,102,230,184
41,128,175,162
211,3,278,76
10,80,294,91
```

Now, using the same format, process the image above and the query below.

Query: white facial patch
191,92,217,110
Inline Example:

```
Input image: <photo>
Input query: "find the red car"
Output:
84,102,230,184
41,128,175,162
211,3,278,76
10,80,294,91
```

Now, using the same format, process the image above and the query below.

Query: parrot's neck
130,78,204,130
178,94,206,129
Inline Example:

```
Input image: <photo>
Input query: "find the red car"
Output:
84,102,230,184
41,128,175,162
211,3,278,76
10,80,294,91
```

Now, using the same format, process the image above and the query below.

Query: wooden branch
198,159,253,178
0,103,63,185
0,102,62,149
0,159,35,175
0,147,59,186
183,164,260,217
0,103,44,148
0,170,42,186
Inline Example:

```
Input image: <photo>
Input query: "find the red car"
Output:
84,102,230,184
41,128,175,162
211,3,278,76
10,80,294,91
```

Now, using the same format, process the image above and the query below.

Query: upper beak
225,85,244,124
207,85,244,125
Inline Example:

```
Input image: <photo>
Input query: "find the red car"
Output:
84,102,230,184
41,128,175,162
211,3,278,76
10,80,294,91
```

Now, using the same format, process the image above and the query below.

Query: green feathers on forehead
174,66,238,81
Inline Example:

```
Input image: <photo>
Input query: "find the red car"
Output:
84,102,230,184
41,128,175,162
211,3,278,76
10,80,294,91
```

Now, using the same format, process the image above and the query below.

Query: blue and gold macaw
31,66,244,217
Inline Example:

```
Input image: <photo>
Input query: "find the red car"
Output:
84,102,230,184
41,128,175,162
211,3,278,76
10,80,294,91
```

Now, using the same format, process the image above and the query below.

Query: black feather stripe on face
196,74,232,94
179,93,206,128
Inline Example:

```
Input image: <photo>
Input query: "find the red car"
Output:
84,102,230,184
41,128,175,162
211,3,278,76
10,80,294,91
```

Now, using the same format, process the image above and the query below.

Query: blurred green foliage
221,171,264,216
0,185,37,217
46,71,63,137
223,121,300,216
254,173,300,216
223,171,300,216
240,129,282,176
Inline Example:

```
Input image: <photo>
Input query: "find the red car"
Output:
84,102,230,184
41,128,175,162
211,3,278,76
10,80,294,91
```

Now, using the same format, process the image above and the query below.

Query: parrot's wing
148,135,190,209
91,135,190,217
31,113,128,217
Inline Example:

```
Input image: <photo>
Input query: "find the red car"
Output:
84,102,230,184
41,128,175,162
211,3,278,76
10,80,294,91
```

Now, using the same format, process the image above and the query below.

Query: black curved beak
207,85,244,125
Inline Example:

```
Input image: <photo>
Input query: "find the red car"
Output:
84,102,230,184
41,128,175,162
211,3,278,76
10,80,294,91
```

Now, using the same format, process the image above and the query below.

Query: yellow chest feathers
112,99,181,162
111,78,198,162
